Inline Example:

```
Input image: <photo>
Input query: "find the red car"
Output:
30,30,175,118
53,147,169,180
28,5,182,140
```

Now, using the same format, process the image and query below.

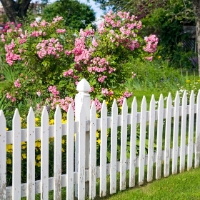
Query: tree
42,0,95,30
0,0,31,24
192,0,200,75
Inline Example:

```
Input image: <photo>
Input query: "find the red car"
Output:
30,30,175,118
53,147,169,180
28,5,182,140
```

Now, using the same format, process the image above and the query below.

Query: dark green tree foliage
42,0,96,30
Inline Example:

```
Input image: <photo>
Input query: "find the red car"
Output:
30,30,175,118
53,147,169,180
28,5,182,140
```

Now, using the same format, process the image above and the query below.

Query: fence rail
0,79,200,199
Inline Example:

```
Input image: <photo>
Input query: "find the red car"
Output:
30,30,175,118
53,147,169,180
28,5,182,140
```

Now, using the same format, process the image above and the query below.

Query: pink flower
145,56,153,62
92,38,98,47
14,79,21,88
56,29,66,34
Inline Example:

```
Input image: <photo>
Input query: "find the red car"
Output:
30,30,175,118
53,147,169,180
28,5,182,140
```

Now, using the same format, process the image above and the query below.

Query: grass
104,167,200,200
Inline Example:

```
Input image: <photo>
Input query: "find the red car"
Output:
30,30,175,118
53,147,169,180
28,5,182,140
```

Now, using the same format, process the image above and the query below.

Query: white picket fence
0,78,200,199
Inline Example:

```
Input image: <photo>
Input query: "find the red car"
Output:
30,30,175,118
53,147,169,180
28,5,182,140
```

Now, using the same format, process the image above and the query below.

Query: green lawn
101,167,200,200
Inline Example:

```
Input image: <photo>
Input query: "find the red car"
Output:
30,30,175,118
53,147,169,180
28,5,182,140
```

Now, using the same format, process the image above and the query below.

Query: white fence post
75,79,91,197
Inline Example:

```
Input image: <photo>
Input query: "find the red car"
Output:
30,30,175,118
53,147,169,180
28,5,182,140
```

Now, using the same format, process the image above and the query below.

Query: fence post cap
76,78,91,93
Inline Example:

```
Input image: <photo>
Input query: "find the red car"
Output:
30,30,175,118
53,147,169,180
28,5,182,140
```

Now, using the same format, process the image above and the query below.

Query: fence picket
187,91,194,170
66,105,74,200
89,102,96,199
195,90,200,168
156,94,164,180
147,95,155,182
0,111,6,200
27,107,35,199
41,107,49,199
54,106,62,199
78,104,86,200
172,92,180,174
120,99,128,190
129,97,137,187
12,109,21,199
100,101,107,197
110,100,118,194
180,91,187,172
164,93,172,177
139,96,147,185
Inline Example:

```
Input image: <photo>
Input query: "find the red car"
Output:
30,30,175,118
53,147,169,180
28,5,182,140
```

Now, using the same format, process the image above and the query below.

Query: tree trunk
193,0,200,76
0,0,31,24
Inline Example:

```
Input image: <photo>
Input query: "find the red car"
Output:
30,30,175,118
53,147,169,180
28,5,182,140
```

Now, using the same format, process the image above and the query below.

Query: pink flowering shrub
0,11,158,121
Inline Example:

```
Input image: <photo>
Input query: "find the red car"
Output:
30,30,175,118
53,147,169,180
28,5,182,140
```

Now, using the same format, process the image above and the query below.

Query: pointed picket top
197,90,200,102
150,94,155,105
131,97,137,112
12,109,21,128
112,99,117,111
41,106,48,118
158,94,164,107
91,101,96,111
0,110,6,123
27,107,35,119
183,90,187,99
122,98,128,111
141,96,147,108
101,100,107,113
189,90,194,102
76,78,91,93
67,104,74,118
55,105,61,119
174,91,180,105
167,93,172,106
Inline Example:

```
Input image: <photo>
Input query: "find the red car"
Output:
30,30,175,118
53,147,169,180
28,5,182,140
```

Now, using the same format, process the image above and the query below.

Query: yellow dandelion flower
106,101,109,105
96,131,100,138
36,154,41,160
21,141,26,145
22,145,26,150
36,161,41,167
97,139,101,145
20,117,23,122
119,106,122,110
186,80,190,83
49,137,54,143
49,119,54,125
96,113,100,118
35,140,41,148
158,55,161,59
7,158,12,164
62,119,67,124
62,139,65,144
35,118,39,122
22,153,26,159
198,80,200,82
6,144,12,153
6,128,8,131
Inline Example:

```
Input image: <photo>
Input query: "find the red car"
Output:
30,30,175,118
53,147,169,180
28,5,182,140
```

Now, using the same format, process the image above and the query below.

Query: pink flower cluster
56,29,66,34
101,88,114,96
87,57,114,74
46,85,75,112
5,40,21,66
143,35,159,53
63,69,74,77
36,38,63,59
46,96,74,112
6,92,16,102
98,75,107,83
14,79,21,88
48,86,59,96
99,11,142,51
117,91,133,105
31,31,46,37
91,98,102,111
